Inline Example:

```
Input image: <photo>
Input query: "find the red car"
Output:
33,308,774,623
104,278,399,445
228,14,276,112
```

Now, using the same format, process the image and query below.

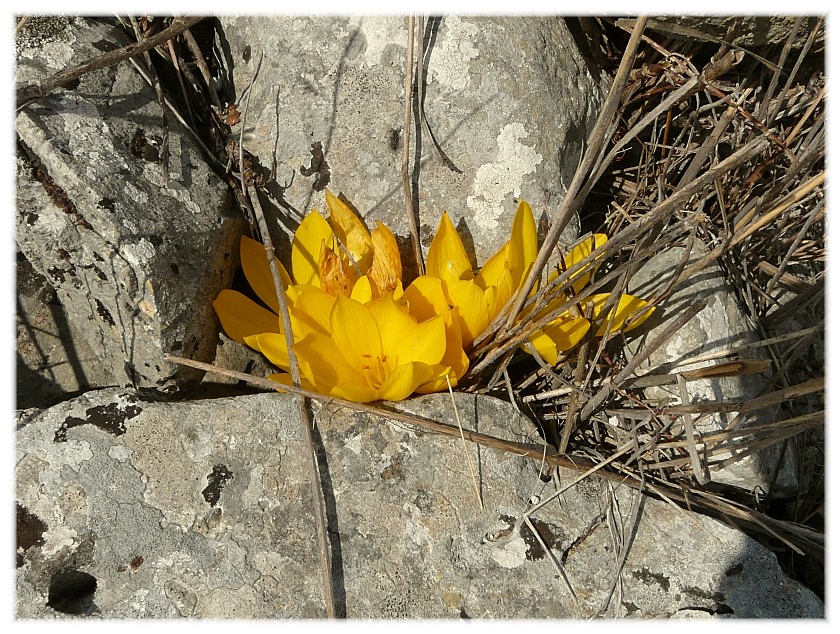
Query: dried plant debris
17,16,824,601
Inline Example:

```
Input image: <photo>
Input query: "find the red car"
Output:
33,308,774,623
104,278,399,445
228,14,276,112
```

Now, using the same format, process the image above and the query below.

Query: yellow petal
350,275,373,303
369,220,402,298
566,233,609,268
415,311,469,393
367,294,418,362
244,332,291,372
525,315,591,365
475,242,511,291
557,233,609,294
376,361,436,402
239,236,292,314
293,331,366,395
392,279,405,301
292,212,335,287
288,286,336,338
440,313,469,379
213,289,281,345
526,328,561,366
446,279,490,345
325,190,373,271
426,211,474,285
329,294,383,372
331,382,380,403
588,293,654,337
398,315,447,366
415,363,458,394
482,265,515,321
319,242,358,297
509,199,538,286
403,275,452,322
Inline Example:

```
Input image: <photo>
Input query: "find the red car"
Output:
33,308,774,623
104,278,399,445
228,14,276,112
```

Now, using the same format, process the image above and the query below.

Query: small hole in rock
47,569,97,615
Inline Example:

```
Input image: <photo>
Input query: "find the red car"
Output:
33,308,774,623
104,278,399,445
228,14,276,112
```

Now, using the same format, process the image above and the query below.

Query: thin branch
402,15,425,276
17,16,205,111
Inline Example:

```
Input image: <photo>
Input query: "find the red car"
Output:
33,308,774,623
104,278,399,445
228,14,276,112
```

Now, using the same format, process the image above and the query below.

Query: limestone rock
16,389,822,618
218,16,605,269
626,245,797,495
15,17,243,390
648,16,824,48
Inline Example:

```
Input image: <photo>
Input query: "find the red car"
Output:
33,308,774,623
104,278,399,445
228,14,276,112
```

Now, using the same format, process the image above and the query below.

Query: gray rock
219,16,604,267
16,248,110,408
15,17,243,390
648,16,824,48
16,388,821,618
626,245,798,495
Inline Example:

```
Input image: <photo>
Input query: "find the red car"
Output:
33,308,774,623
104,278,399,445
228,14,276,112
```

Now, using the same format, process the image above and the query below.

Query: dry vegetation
17,15,825,606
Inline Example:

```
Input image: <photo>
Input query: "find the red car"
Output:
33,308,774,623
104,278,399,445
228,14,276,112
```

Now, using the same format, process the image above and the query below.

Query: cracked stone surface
16,389,822,618
626,245,799,494
218,16,604,270
15,17,244,390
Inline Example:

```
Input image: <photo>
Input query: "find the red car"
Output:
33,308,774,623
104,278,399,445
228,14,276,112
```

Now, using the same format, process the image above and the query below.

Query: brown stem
17,16,205,111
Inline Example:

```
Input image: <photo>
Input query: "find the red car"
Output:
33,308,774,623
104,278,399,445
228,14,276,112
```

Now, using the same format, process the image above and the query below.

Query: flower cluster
213,192,652,403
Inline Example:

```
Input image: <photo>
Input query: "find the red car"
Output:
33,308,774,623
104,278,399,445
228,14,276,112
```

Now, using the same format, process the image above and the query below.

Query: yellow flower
272,293,451,402
420,201,653,365
213,193,451,403
212,192,655,404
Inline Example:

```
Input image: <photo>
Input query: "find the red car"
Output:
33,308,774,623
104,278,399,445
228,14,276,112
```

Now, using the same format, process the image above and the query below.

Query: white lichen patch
350,16,407,68
344,433,364,455
108,444,131,463
46,439,94,474
427,16,479,91
121,238,156,267
490,535,528,569
467,122,543,230
40,525,78,558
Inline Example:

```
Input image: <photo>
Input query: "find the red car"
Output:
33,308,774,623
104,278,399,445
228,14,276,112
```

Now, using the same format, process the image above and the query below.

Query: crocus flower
418,201,653,365
266,292,452,402
213,192,452,403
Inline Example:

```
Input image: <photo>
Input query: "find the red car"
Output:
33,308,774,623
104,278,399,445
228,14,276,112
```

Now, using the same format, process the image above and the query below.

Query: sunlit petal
509,199,538,285
588,293,655,337
555,233,609,294
213,289,281,345
326,190,373,271
445,279,490,345
397,314,447,366
369,220,402,298
330,294,383,371
376,361,436,402
331,382,380,403
367,294,418,361
525,314,590,366
485,265,515,320
475,242,510,290
289,286,336,337
244,332,291,372
292,212,335,287
350,275,373,303
239,236,292,314
266,372,317,394
403,275,452,322
293,331,366,395
415,363,459,394
426,211,474,285
440,313,469,379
